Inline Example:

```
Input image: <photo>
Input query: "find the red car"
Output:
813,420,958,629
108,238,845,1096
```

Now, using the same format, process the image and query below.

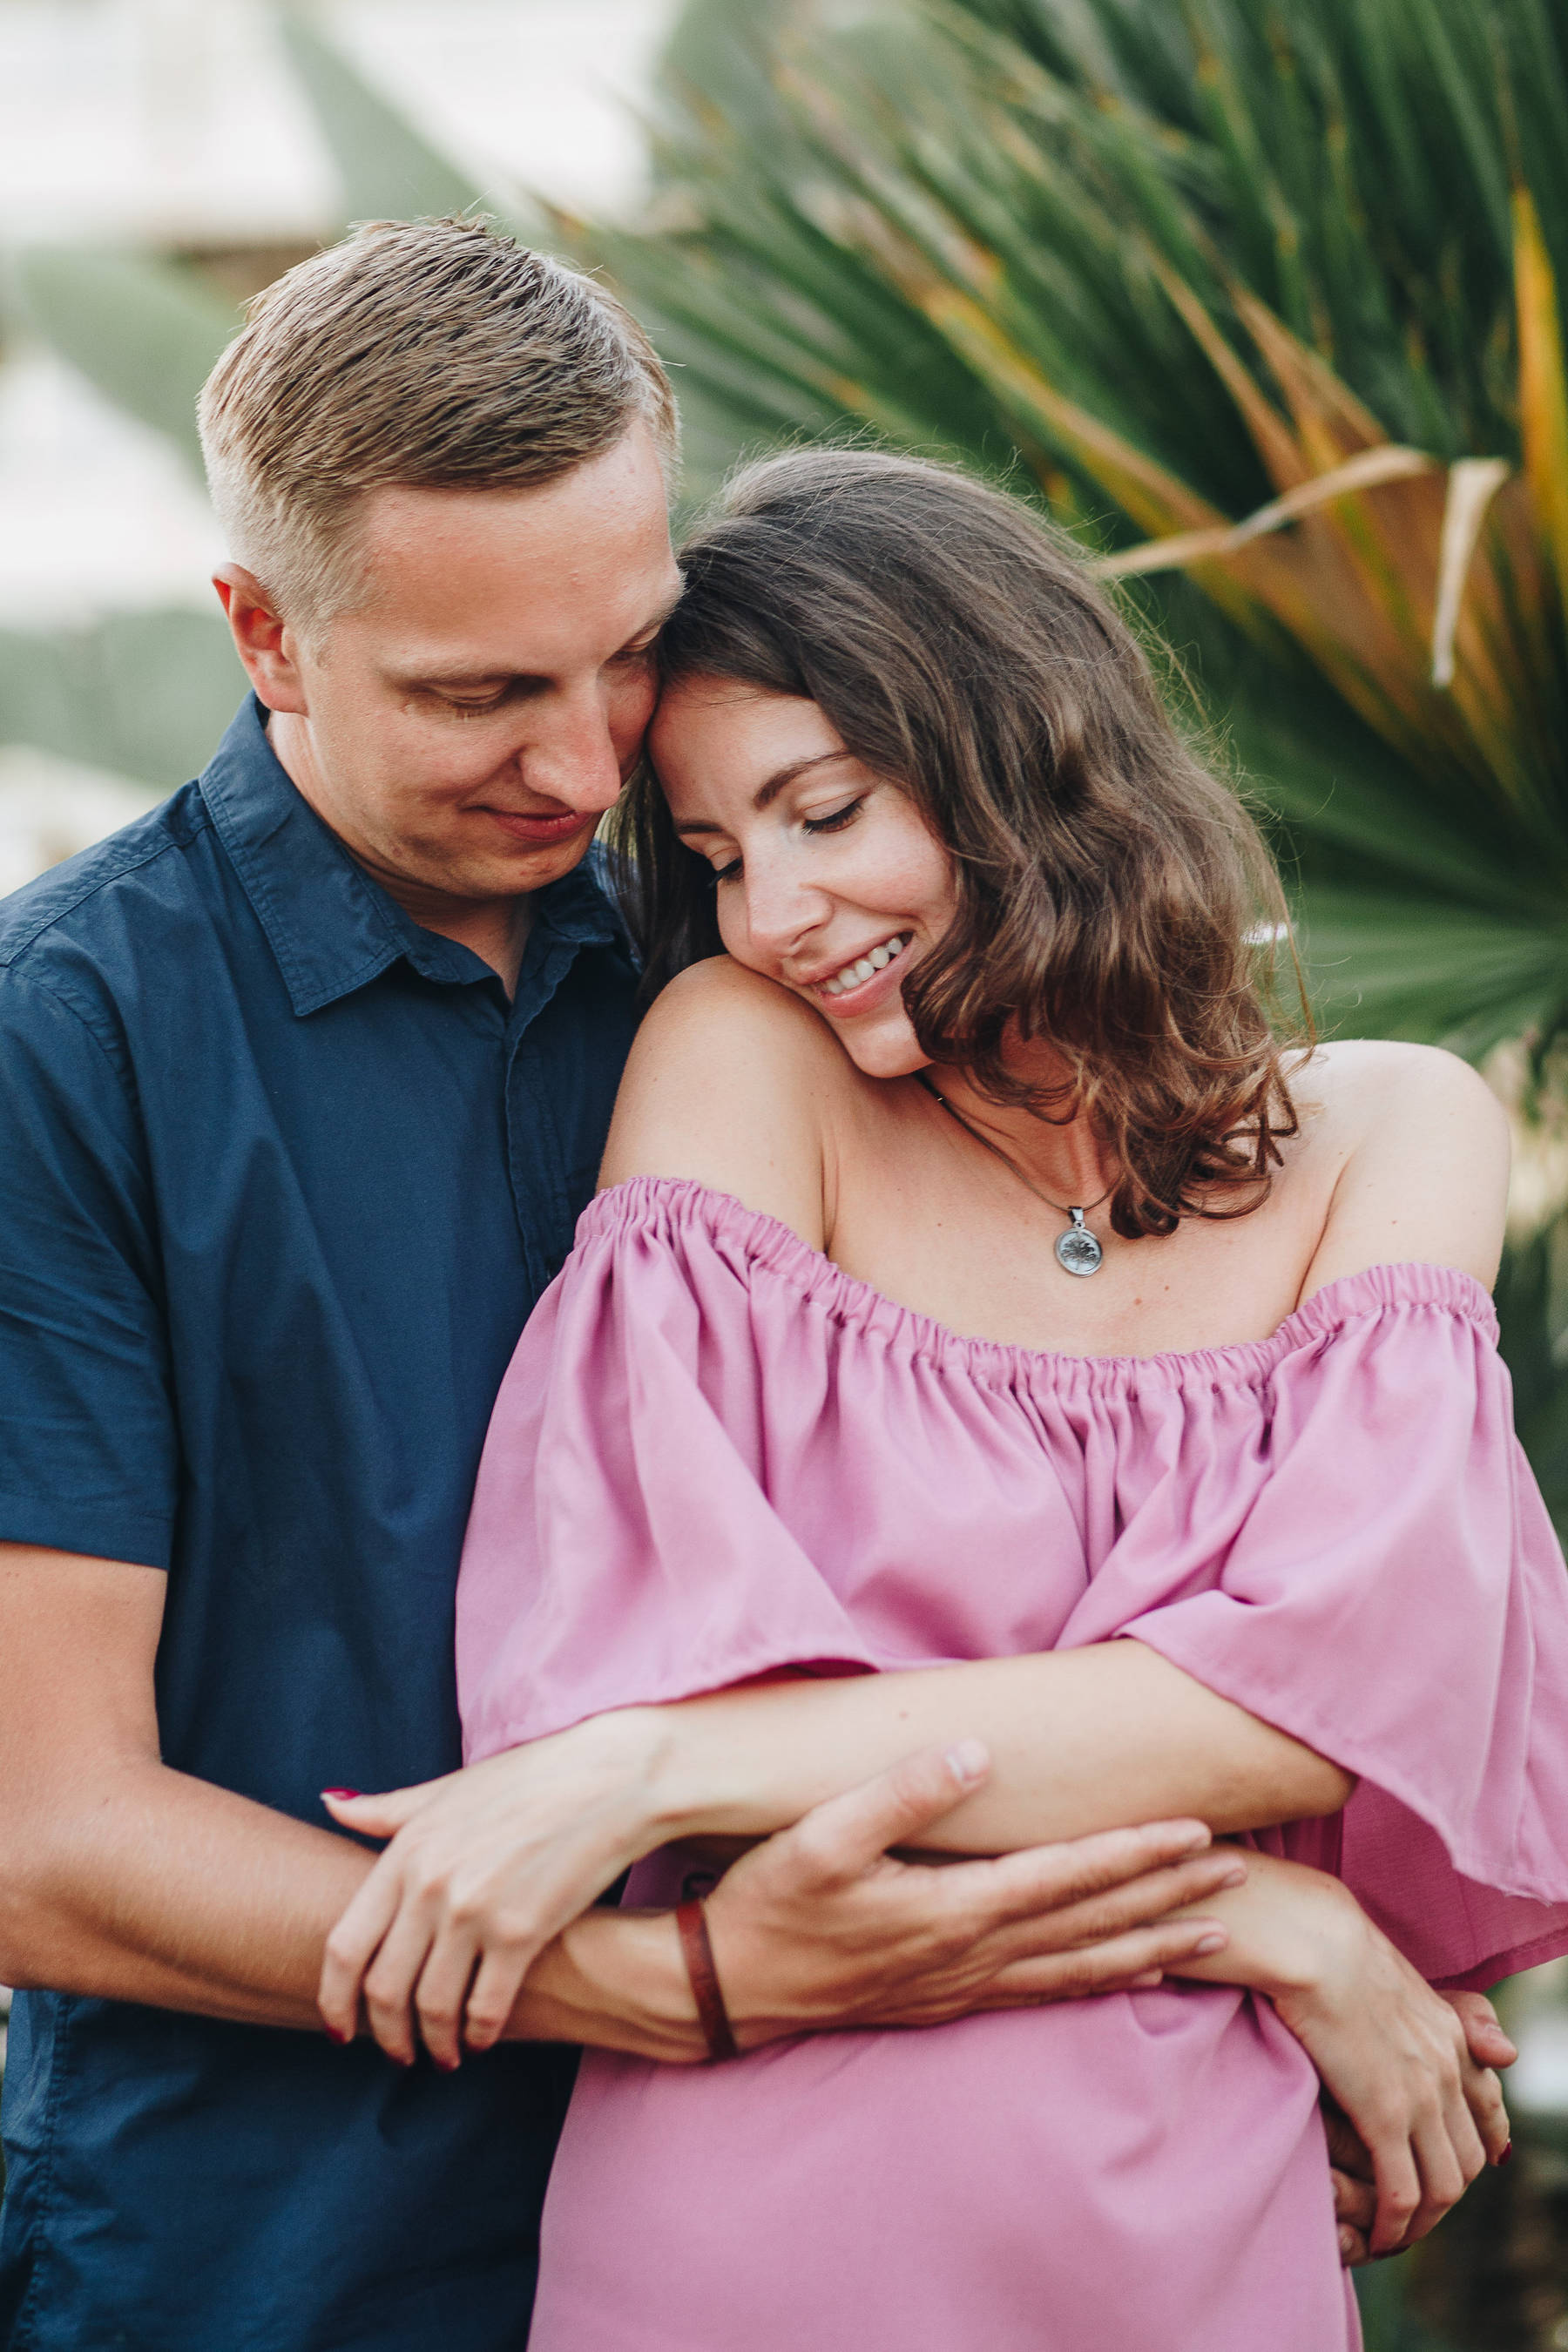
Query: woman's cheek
715,895,756,969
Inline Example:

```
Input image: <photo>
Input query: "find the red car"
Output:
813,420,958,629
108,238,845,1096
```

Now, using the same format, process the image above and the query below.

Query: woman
325,450,1568,2349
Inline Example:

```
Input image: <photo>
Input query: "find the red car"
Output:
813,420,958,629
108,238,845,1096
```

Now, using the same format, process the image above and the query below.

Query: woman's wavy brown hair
606,446,1307,1240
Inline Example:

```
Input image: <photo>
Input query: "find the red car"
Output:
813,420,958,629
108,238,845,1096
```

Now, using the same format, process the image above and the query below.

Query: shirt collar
199,695,622,1017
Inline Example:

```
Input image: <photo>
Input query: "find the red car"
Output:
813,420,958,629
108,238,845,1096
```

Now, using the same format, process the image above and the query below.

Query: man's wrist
506,1909,706,2065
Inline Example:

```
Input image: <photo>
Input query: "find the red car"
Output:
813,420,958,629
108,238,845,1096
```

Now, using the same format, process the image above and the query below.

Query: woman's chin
826,1012,929,1080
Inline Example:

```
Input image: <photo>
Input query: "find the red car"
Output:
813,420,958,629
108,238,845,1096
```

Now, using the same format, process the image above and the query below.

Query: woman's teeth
821,935,909,997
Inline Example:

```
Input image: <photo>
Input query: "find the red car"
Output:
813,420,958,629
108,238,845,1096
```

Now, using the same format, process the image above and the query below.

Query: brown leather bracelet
675,1897,740,2062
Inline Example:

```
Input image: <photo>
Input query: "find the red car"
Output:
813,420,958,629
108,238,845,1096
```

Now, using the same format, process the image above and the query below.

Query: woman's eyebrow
672,751,855,837
753,750,856,811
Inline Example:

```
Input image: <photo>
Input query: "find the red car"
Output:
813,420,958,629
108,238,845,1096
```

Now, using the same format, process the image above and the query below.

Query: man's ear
212,566,309,714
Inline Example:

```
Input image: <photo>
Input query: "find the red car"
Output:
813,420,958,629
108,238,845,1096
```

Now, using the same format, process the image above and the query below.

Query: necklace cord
915,1071,1115,1222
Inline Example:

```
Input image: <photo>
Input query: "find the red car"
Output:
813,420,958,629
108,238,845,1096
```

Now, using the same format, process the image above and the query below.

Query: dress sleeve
456,1188,879,1765
1061,1267,1568,1988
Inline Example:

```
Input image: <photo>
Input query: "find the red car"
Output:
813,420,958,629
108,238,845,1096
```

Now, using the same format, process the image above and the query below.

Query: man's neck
385,885,534,999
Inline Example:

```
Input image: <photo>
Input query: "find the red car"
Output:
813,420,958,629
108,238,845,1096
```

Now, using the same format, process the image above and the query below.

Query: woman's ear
212,565,309,715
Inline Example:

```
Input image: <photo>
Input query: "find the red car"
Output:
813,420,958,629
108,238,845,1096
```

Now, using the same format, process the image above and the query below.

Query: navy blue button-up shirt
0,697,639,2349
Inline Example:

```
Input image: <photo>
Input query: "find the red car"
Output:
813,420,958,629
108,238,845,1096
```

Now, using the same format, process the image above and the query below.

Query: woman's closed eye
803,796,866,839
708,797,868,884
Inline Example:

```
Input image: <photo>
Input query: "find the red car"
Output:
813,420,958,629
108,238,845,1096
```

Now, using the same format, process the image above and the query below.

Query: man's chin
428,831,600,902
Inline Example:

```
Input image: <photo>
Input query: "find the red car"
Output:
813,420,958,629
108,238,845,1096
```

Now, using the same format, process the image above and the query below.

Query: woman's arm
632,1640,1351,1851
314,1615,1349,2069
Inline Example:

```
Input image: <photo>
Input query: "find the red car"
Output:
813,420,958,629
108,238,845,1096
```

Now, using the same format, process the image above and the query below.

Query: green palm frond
0,612,245,789
577,0,1568,1069
276,10,497,227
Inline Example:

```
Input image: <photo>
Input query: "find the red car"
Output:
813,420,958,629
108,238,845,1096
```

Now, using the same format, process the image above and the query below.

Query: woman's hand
317,1708,672,2063
1173,1855,1510,2256
1274,1902,1510,2254
1321,1990,1516,2263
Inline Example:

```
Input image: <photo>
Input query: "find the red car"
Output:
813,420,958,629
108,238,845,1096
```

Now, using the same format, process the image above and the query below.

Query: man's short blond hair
198,217,679,626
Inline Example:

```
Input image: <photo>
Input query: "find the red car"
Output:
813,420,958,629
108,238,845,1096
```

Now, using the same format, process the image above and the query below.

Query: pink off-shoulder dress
457,1178,1568,2352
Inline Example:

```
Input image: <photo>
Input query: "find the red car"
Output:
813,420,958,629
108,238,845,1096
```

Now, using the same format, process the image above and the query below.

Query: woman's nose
742,857,828,955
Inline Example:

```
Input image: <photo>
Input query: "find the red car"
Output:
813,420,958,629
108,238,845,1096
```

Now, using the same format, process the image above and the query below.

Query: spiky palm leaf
572,0,1568,1072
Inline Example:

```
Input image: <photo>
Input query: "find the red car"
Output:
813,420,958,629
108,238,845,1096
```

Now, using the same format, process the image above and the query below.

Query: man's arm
0,1544,1240,2056
0,1545,375,2027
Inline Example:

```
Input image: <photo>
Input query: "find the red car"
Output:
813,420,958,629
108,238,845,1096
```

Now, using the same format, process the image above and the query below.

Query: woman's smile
802,931,911,1010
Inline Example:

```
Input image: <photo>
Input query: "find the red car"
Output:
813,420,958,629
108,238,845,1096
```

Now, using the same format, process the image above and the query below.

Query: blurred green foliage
12,247,234,469
275,10,491,225
0,612,243,790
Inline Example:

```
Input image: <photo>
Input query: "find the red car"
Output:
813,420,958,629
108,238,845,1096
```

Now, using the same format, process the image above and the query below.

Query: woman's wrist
627,1697,755,1848
1167,1851,1366,2004
1234,1856,1369,2005
562,1703,690,1862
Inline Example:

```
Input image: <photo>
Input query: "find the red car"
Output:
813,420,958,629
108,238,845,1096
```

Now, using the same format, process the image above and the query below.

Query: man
0,220,1267,2349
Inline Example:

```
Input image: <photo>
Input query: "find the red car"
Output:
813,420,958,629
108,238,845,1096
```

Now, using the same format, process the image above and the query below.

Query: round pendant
1056,1212,1103,1278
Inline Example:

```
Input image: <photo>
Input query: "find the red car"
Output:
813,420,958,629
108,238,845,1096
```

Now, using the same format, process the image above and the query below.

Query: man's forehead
345,476,679,664
357,426,672,553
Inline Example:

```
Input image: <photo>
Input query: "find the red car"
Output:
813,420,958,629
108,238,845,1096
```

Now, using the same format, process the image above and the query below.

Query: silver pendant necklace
917,1074,1107,1278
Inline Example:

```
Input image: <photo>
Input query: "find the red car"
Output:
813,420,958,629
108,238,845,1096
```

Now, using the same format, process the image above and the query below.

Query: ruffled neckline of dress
582,1174,1497,1397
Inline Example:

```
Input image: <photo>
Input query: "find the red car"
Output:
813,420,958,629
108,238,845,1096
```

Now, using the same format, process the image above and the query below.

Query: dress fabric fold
457,1176,1568,2352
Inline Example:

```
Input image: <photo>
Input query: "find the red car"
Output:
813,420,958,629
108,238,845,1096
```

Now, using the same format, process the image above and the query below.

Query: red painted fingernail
1497,2139,1514,2166
321,1788,361,1801
325,2025,349,2045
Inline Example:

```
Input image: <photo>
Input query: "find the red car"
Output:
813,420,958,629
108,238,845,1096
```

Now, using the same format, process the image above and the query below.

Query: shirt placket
503,936,585,1293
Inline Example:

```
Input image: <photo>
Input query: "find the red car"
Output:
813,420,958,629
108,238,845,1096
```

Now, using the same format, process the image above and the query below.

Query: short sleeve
1061,1276,1568,1987
0,970,178,1567
456,1192,879,1762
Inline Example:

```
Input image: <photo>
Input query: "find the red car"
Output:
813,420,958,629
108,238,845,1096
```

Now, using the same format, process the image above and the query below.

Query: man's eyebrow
389,592,686,693
395,666,519,689
672,751,856,836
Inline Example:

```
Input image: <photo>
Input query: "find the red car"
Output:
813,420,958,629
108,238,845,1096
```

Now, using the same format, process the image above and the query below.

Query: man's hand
1328,1992,1517,2266
706,1743,1244,2044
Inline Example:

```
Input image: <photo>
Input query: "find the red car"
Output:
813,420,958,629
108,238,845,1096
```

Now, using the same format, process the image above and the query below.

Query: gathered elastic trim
579,1176,1498,1398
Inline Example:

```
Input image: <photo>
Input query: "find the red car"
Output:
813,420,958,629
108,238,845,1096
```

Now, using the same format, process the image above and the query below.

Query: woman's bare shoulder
598,957,855,1245
1288,1039,1511,1294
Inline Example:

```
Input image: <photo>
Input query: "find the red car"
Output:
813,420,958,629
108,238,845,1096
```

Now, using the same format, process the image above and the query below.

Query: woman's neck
926,1053,1112,1212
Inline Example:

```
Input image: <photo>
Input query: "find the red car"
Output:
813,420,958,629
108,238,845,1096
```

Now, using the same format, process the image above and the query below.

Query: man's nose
517,692,626,815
